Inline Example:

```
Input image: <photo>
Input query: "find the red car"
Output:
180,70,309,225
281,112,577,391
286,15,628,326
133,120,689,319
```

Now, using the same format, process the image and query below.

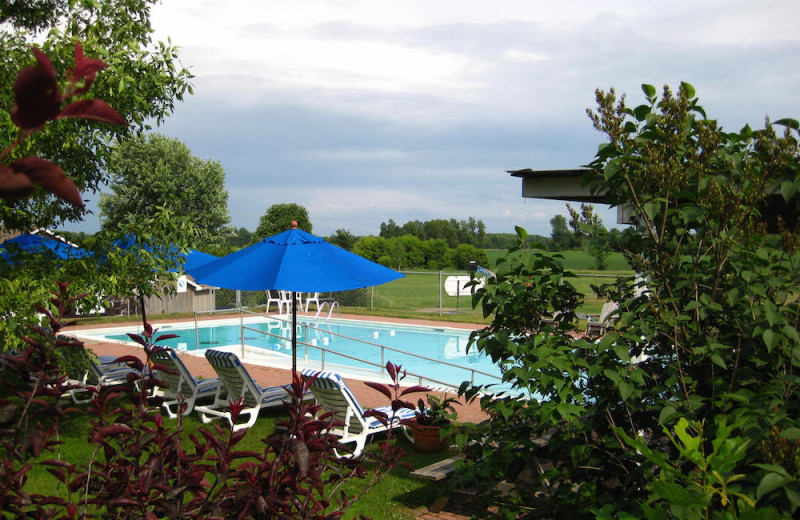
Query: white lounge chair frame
300,368,416,458
70,357,148,404
196,349,292,431
150,348,220,418
586,302,619,337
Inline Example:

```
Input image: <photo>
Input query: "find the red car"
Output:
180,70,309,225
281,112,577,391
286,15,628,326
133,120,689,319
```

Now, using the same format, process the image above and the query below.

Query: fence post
438,271,442,317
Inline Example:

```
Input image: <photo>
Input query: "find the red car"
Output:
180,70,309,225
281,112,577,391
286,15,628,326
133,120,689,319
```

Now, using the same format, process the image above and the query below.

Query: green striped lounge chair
300,368,416,458
196,349,293,431
150,348,220,418
70,356,151,404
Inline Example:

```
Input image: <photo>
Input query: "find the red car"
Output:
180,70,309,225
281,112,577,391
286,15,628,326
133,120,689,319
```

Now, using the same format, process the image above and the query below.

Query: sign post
444,275,472,309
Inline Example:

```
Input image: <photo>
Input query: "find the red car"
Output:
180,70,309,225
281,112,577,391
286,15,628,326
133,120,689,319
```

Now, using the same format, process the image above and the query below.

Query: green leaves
642,83,657,102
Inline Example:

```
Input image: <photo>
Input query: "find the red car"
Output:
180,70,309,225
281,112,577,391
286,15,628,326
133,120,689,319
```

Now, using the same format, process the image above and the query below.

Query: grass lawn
485,248,632,272
69,248,633,327
25,403,454,520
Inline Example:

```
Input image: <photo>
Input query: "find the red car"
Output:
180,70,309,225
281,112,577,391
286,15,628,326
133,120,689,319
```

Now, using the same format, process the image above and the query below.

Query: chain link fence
211,270,623,318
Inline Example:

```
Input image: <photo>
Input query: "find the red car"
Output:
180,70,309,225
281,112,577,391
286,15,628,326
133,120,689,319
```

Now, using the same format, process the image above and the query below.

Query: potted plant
402,394,460,452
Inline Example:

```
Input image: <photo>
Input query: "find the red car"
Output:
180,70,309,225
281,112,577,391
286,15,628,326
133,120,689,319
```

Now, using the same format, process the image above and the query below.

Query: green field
343,249,633,319
485,249,632,272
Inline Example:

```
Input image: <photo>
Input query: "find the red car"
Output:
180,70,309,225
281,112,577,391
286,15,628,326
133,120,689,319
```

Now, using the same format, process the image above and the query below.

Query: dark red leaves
10,157,83,207
59,99,126,126
363,381,393,400
68,42,107,96
91,424,133,442
291,439,311,475
386,361,398,381
401,385,431,396
11,48,61,130
0,164,35,200
3,43,127,208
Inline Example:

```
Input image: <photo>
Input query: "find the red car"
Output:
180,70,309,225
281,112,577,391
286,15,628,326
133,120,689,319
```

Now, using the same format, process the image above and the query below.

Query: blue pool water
101,318,509,391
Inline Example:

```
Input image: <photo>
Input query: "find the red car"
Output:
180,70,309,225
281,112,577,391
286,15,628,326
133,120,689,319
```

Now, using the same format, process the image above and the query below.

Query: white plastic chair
300,369,416,458
265,290,285,314
150,347,220,418
279,290,295,314
197,350,295,431
303,292,320,313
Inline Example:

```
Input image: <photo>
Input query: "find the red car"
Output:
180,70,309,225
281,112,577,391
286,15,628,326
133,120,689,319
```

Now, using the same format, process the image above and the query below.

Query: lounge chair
196,349,294,431
300,368,417,458
70,357,150,404
150,348,220,418
585,302,619,337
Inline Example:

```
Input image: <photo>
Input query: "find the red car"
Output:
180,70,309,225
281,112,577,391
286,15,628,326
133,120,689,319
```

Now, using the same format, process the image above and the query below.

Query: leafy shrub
457,84,800,519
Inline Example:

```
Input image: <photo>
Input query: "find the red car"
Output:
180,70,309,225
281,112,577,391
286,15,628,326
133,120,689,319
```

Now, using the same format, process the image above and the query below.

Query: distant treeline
55,215,549,272
379,217,549,250
352,235,487,271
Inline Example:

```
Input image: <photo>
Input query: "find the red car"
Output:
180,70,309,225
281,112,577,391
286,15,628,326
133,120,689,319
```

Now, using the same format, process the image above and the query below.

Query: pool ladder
314,300,339,321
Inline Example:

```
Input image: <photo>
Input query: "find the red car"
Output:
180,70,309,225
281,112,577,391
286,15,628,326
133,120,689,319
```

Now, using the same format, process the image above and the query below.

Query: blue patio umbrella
181,249,218,273
0,233,91,263
111,236,217,273
188,223,404,371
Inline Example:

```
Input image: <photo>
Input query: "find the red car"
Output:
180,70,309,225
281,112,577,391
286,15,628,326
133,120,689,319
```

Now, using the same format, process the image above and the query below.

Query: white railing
195,308,501,391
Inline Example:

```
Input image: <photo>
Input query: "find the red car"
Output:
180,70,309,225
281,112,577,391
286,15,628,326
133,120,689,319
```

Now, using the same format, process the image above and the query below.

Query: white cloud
94,0,800,243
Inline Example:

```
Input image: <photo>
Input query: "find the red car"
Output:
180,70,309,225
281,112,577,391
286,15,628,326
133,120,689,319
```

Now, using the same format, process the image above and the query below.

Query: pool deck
65,312,490,424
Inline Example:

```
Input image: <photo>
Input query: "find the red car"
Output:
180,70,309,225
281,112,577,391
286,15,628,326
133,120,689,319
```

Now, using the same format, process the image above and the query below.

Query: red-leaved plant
364,361,431,425
1,43,126,206
0,282,407,518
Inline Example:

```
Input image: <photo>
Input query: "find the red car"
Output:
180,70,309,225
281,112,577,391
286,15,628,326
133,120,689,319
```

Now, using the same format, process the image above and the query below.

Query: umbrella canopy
188,227,403,292
181,249,218,273
187,224,404,372
1,233,91,262
111,236,216,274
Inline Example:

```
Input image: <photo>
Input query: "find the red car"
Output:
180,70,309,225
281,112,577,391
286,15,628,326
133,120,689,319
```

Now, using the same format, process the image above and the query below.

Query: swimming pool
79,317,509,392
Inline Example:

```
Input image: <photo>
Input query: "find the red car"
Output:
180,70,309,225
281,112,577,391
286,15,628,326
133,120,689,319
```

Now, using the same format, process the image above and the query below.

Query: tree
255,203,312,239
0,0,193,232
379,218,401,238
567,202,611,269
326,228,357,251
459,84,800,518
449,243,488,270
99,134,230,248
549,214,578,250
352,235,388,263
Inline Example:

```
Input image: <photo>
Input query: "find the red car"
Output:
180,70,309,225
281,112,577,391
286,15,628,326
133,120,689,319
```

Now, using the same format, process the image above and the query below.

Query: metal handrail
193,308,501,389
242,324,490,389
313,300,340,320
238,313,501,389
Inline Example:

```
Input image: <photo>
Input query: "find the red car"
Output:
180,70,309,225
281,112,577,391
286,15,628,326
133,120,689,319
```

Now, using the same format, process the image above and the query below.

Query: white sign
176,275,188,293
444,275,478,296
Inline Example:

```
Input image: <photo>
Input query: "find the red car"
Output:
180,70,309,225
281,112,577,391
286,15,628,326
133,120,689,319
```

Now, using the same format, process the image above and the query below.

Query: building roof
508,168,604,203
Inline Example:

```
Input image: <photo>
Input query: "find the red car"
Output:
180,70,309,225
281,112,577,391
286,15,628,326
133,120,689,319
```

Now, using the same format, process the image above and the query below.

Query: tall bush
458,84,800,519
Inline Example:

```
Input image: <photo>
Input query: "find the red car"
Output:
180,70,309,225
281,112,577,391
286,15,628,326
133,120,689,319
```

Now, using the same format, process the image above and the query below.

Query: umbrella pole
292,291,297,373
139,291,147,328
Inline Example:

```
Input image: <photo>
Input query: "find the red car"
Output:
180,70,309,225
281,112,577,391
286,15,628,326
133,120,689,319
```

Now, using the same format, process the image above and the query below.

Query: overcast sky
81,0,800,238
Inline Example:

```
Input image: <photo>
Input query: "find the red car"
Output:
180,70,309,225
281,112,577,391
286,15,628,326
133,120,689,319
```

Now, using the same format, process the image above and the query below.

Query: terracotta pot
405,420,450,453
